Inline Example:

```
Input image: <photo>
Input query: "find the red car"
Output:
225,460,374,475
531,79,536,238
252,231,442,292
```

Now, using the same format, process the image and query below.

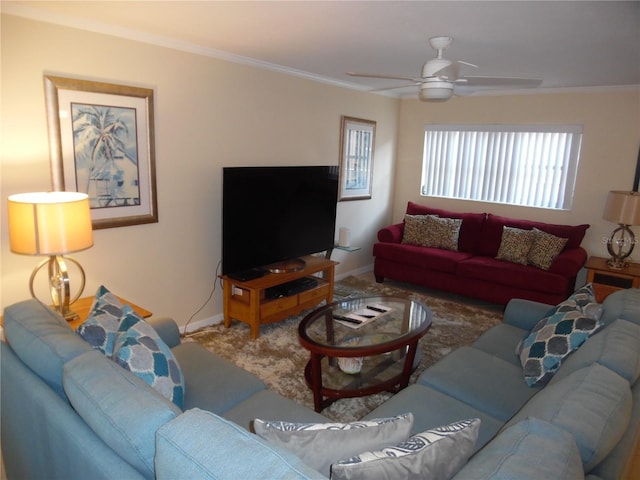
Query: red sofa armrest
548,247,588,277
378,223,404,243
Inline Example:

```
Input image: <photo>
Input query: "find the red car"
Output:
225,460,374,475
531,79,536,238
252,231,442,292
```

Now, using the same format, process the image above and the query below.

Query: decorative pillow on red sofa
477,214,589,258
405,202,486,254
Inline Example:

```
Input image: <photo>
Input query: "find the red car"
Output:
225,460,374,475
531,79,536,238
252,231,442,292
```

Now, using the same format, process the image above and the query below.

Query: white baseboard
181,313,223,334
335,263,373,281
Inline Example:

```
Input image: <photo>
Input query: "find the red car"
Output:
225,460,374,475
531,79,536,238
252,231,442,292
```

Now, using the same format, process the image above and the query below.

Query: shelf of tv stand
221,256,338,339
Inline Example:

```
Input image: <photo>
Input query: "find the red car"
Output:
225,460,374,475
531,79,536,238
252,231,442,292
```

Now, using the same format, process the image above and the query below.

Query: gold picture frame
44,75,158,229
338,116,376,201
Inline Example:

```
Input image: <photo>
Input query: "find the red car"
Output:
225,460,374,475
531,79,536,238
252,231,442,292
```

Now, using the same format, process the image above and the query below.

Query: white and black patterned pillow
496,227,536,265
401,214,433,245
527,228,568,270
331,418,480,480
421,215,462,251
254,413,414,477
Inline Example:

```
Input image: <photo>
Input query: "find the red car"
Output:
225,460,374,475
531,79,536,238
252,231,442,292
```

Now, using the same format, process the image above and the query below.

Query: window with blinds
421,125,583,210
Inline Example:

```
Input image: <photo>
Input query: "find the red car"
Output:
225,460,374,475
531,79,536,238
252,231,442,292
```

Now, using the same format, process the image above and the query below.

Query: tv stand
221,256,338,339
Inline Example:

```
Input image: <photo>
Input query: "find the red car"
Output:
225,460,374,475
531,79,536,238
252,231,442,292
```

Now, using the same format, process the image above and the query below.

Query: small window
421,124,583,210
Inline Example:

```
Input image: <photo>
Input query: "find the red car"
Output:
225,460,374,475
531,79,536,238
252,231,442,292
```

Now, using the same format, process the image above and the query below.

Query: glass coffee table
298,296,432,412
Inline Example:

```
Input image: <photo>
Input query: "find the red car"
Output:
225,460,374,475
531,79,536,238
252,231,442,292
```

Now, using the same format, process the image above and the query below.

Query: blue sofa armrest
147,316,182,348
503,299,552,332
155,409,327,479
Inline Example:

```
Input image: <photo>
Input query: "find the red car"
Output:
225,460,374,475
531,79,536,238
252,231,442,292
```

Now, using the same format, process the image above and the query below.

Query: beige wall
394,90,640,258
3,14,639,329
0,14,399,328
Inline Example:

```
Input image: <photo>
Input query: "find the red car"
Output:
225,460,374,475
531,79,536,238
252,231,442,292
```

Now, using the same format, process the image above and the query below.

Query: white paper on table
335,303,393,329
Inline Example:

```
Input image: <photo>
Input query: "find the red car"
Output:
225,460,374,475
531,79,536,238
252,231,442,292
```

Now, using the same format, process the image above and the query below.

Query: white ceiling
4,1,640,98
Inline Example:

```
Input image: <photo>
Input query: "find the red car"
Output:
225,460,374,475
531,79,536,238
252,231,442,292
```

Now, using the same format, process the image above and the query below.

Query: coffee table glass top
298,296,432,353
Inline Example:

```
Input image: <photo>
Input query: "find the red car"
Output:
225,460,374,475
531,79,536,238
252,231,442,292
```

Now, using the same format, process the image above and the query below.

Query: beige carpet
185,275,503,422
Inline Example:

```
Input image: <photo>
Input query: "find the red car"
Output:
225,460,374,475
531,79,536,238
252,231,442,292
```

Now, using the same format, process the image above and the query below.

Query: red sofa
373,202,589,305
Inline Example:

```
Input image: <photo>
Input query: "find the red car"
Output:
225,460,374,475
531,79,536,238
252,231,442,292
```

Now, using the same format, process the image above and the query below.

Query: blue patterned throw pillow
546,283,602,319
515,283,603,357
76,285,123,356
112,306,185,408
519,308,603,387
331,418,480,480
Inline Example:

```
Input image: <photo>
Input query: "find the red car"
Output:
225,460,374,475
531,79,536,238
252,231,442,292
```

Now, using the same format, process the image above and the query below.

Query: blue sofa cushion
550,318,640,385
171,342,266,414
455,418,584,480
506,363,631,471
599,287,640,327
63,349,181,479
471,324,527,366
3,299,93,400
221,390,329,432
518,308,603,386
155,409,326,480
113,306,185,408
418,346,540,421
254,413,414,477
331,418,480,480
76,285,124,356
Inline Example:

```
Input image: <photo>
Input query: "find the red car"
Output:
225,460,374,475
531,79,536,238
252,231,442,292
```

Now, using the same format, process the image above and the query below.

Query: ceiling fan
347,36,542,102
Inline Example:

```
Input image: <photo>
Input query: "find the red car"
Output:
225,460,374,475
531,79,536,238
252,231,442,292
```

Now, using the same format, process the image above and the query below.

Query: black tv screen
222,166,339,276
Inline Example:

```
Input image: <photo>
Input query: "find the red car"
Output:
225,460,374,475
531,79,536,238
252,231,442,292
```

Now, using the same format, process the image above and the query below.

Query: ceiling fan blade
347,71,420,82
370,83,420,92
430,63,459,81
457,60,479,69
457,76,542,88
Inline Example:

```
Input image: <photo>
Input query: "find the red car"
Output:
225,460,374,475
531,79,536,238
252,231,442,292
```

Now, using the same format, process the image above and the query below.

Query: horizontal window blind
421,125,583,210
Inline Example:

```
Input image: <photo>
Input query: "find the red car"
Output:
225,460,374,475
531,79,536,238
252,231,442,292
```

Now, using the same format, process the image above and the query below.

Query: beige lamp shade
8,192,94,256
603,191,640,226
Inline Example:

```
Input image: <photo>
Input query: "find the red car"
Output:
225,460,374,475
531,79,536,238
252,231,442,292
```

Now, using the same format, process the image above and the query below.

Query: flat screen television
222,166,339,278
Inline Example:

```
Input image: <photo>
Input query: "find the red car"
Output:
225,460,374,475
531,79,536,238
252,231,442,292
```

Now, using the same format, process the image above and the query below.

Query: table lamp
603,190,640,269
8,191,94,320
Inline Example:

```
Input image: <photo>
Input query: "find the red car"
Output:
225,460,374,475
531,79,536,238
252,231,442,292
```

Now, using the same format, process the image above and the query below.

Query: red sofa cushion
405,202,486,254
456,256,570,295
373,242,473,274
476,214,589,258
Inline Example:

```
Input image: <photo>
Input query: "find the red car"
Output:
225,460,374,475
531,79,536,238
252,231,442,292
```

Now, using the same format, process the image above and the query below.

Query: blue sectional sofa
2,288,639,479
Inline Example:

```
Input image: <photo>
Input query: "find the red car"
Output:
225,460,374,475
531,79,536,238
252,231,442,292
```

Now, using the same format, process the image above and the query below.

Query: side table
585,256,640,303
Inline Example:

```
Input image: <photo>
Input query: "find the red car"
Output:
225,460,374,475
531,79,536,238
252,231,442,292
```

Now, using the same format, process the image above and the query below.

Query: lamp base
606,257,630,270
606,224,636,271
29,255,86,322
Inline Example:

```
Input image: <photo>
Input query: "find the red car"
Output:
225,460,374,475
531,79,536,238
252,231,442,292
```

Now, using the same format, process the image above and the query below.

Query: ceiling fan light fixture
419,81,453,101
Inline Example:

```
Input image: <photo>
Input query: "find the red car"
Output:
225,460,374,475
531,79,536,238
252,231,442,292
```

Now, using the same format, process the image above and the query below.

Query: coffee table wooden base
298,296,432,412
303,338,421,412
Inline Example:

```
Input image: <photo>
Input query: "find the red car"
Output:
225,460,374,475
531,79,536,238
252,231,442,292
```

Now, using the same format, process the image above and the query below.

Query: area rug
185,276,503,422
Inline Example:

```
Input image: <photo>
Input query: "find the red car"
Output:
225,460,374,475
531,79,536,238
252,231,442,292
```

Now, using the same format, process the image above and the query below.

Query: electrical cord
182,260,222,337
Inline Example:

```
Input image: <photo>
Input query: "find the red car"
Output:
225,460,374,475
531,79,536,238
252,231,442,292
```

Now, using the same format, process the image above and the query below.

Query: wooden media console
221,256,338,339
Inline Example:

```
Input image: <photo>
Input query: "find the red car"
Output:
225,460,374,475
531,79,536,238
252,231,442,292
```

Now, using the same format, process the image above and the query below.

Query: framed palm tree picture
44,75,158,229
